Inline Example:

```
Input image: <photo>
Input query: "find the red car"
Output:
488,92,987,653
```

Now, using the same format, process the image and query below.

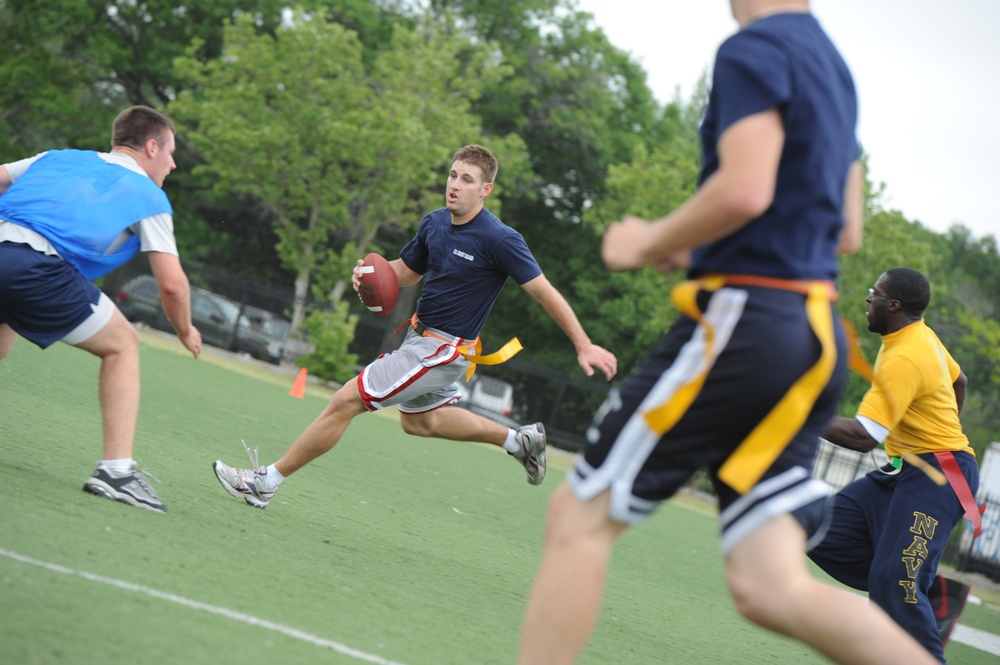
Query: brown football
358,253,399,317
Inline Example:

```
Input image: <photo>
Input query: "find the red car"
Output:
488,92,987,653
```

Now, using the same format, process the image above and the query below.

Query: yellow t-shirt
857,319,973,457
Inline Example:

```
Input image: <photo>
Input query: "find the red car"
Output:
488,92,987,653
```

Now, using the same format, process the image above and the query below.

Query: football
357,253,399,317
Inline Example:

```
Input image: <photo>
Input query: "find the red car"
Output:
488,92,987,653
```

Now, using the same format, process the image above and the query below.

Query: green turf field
1,333,997,664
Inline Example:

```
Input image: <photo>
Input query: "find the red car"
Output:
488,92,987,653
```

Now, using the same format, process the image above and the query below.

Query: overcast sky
575,0,1000,242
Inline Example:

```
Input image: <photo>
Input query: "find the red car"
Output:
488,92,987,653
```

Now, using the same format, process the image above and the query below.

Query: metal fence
811,439,883,491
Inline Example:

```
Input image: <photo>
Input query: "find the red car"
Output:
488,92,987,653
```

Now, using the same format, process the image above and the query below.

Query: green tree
172,12,366,332
171,9,509,336
298,302,360,382
0,0,403,282
571,101,704,375
0,0,288,156
919,225,1000,456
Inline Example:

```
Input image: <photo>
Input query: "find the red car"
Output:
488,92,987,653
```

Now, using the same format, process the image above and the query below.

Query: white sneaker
212,441,275,509
511,422,547,485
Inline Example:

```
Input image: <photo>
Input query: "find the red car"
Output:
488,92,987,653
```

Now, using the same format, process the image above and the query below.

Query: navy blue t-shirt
399,207,541,339
691,13,858,281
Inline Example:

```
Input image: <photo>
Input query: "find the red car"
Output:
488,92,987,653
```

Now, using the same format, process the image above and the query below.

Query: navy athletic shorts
570,283,848,555
0,242,104,348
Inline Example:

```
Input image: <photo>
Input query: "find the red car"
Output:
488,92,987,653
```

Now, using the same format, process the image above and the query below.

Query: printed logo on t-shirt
452,249,475,261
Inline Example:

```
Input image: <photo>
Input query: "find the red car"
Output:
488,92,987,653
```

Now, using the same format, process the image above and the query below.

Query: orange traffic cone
290,367,308,398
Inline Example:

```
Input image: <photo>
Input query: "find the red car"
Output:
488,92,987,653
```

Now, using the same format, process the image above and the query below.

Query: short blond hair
453,144,498,183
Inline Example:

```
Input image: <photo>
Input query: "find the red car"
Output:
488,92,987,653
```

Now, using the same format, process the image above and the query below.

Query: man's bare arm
148,251,201,357
0,165,12,196
824,416,879,453
521,274,617,381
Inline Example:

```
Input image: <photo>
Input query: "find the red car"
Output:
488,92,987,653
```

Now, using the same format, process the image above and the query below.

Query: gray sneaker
511,422,547,485
212,441,275,509
83,462,167,513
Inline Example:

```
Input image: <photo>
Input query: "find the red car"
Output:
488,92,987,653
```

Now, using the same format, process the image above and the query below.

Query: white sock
264,464,285,489
502,429,520,454
98,458,134,474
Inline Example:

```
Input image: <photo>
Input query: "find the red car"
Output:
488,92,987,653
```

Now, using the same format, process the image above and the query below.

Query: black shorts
570,283,847,554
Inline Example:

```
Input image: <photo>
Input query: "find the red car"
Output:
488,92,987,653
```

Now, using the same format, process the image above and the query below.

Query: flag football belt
878,452,984,537
642,274,838,494
397,313,523,381
934,451,985,538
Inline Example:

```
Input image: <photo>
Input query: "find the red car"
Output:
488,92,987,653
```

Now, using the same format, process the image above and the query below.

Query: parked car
455,374,525,427
240,306,301,364
114,275,291,364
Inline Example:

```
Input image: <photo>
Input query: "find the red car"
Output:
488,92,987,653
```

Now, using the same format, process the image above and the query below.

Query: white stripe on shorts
61,292,116,345
570,288,748,522
719,468,831,556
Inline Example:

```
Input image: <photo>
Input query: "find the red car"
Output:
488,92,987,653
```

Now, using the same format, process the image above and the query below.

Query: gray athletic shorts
357,325,474,414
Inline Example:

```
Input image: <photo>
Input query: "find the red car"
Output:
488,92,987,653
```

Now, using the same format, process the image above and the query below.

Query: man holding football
516,1,939,664
213,144,617,508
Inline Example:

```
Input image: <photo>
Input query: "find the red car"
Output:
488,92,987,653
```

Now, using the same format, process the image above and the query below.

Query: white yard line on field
4,546,998,660
952,624,1000,657
0,547,410,665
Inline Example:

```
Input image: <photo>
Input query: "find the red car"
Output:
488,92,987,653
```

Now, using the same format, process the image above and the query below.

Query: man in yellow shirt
809,267,979,663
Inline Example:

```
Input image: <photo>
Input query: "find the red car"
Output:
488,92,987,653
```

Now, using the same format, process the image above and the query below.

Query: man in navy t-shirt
213,144,617,508
518,2,938,665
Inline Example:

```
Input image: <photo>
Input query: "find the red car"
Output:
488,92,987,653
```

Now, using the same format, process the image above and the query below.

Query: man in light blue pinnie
0,106,202,513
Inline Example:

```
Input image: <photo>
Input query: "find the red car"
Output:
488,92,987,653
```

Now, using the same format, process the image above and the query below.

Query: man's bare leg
0,323,17,359
273,378,368,477
725,515,937,665
399,405,509,446
518,485,625,665
73,310,141,461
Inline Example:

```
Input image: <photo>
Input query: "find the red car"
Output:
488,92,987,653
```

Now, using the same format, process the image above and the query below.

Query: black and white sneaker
83,463,167,513
511,422,547,485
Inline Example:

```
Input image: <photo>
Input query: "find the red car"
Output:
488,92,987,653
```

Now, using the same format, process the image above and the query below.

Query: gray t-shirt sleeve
4,152,47,181
134,212,178,255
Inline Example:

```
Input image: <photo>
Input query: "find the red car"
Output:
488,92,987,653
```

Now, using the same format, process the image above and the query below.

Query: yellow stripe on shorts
642,277,725,439
642,279,837,495
718,282,836,493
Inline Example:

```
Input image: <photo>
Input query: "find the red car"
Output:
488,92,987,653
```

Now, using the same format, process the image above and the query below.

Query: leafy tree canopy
170,7,517,331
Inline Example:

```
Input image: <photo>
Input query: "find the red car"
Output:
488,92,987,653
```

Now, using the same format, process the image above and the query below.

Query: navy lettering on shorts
806,451,978,660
